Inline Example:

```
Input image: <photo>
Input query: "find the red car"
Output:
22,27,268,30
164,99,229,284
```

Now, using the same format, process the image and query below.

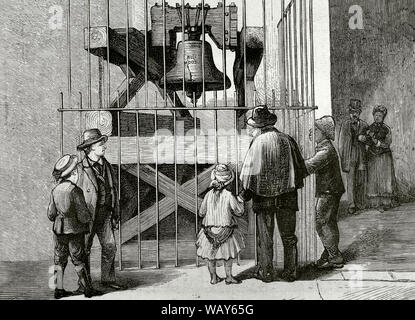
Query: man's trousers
85,208,117,283
345,160,367,210
254,206,297,279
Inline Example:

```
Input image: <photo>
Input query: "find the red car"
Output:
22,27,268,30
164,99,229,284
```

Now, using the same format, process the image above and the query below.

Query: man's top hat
348,99,362,113
247,105,278,128
54,154,78,179
77,128,108,151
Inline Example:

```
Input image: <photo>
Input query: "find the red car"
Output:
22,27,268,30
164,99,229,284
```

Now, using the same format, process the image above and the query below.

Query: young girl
196,164,245,285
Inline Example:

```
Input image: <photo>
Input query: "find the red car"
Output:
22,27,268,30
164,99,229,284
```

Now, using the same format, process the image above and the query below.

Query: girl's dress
196,188,245,261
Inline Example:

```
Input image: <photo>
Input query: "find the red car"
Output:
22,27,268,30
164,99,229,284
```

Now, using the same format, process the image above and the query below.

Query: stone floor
1,203,415,300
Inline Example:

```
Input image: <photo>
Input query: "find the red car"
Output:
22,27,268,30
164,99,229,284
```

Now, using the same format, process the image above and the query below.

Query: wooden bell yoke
83,2,263,248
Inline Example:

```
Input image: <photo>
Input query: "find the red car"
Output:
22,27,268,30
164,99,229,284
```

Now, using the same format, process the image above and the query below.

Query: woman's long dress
366,123,398,209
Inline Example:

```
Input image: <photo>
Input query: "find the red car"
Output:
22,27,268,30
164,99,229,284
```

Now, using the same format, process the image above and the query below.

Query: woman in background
364,106,399,211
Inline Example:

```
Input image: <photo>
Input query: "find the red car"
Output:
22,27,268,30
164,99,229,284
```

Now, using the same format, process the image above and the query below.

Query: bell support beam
119,164,248,244
233,27,264,119
84,26,191,117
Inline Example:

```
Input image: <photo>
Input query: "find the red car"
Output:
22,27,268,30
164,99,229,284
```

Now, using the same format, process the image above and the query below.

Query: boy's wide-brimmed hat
247,105,278,128
54,154,78,178
211,164,235,187
77,128,108,151
348,99,362,113
315,116,335,141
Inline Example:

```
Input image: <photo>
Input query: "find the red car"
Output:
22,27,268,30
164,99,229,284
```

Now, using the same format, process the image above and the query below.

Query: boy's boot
54,265,73,299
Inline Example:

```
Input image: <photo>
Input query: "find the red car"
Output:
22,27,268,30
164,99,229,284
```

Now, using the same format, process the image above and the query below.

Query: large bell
160,40,231,102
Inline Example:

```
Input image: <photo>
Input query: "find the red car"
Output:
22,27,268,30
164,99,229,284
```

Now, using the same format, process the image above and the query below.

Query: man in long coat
338,99,369,214
238,106,307,282
76,128,122,290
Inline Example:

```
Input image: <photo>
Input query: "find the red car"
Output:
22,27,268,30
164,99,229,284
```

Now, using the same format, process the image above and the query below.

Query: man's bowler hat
77,128,108,151
247,105,278,128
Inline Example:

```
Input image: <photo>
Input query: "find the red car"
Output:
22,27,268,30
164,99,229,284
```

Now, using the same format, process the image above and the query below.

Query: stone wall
329,0,415,200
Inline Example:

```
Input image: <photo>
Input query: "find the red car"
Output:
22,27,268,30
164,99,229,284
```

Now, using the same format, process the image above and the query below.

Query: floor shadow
236,226,392,282
86,268,183,296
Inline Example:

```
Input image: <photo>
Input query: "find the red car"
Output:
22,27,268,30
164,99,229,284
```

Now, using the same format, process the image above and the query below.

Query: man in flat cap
238,106,307,282
338,99,369,214
76,128,122,290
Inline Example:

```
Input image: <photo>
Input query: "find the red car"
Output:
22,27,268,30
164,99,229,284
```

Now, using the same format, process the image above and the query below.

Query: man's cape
240,128,306,197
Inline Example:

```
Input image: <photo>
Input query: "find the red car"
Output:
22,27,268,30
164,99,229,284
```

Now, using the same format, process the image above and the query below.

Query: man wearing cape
239,106,307,282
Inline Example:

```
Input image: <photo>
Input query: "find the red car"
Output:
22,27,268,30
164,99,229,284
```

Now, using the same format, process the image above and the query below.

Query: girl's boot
225,260,241,285
208,260,224,285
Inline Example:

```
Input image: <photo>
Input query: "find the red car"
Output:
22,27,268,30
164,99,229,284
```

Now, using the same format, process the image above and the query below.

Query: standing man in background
338,99,368,214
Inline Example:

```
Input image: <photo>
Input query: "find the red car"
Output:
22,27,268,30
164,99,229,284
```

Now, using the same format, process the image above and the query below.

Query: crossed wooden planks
120,164,248,244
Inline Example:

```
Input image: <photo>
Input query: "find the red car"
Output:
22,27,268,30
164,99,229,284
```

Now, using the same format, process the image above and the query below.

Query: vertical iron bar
79,92,83,143
288,8,294,111
262,0,267,105
117,94,122,270
293,1,300,142
214,91,218,163
67,0,72,108
126,0,130,107
145,0,149,107
222,0,227,107
304,0,309,108
293,0,298,106
193,92,199,267
87,0,92,109
284,6,291,134
243,0,247,108
193,93,199,267
60,92,64,156
281,0,286,133
310,0,315,108
106,0,110,109
301,110,308,264
98,57,103,109
312,109,316,262
182,0,186,108
202,0,206,107
174,106,179,267
136,111,141,269
303,0,309,264
162,1,167,107
300,0,305,107
309,0,316,262
155,100,160,269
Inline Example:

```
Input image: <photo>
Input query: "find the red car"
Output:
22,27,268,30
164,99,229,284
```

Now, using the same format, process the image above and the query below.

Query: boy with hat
338,99,369,214
76,128,122,290
239,106,307,282
47,154,95,298
305,116,345,269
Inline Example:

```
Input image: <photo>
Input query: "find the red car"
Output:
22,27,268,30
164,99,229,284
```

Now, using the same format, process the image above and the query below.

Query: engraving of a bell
160,40,232,100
